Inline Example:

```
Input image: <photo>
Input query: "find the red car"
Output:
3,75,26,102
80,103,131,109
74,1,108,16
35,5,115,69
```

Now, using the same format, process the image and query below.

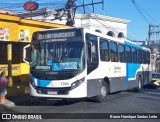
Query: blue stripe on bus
37,79,51,87
124,41,143,49
126,63,140,86
30,74,51,87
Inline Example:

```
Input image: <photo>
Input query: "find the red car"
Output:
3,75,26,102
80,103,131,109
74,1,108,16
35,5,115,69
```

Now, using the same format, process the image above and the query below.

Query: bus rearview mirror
23,44,32,64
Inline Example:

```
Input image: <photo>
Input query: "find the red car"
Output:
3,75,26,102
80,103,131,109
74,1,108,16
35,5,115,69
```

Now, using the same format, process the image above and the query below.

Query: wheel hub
101,86,107,97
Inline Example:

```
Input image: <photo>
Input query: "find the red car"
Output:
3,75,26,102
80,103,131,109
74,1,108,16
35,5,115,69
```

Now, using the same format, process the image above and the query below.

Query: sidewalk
1,93,31,107
1,85,31,107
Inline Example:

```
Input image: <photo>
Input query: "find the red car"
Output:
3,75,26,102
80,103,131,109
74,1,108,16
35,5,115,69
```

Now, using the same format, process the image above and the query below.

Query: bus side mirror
23,44,32,64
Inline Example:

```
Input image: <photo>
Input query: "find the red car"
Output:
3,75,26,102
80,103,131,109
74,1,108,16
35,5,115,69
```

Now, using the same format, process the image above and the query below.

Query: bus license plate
47,90,57,95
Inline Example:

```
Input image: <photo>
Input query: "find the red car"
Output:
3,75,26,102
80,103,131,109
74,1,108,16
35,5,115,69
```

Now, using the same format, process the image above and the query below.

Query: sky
0,0,160,41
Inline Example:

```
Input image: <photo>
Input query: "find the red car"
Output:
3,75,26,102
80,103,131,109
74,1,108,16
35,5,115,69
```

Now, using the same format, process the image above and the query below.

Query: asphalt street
1,88,160,122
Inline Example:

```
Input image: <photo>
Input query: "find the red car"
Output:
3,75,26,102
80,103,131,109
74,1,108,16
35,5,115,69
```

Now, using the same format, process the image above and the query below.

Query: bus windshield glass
30,29,85,71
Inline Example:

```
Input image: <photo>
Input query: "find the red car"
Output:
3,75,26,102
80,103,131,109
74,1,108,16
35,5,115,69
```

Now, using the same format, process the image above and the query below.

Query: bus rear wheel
95,81,109,103
134,77,142,92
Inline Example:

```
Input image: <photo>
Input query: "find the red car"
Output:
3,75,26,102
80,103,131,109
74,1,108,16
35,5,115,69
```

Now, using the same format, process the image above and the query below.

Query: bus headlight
30,81,36,89
70,77,85,90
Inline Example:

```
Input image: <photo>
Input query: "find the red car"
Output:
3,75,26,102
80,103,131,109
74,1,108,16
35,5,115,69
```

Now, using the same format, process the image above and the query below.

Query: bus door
87,41,98,74
86,34,99,74
86,34,99,97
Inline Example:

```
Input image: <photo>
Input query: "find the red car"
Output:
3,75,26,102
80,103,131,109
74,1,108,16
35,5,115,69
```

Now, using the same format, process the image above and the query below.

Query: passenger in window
103,50,108,61
91,44,97,62
111,51,115,62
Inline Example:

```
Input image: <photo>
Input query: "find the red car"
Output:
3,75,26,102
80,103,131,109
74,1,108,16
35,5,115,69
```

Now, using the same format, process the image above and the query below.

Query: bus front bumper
29,82,87,99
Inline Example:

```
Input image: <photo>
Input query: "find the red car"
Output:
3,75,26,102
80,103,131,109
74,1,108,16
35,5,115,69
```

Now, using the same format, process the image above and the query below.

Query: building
57,13,130,39
17,8,130,39
0,8,17,15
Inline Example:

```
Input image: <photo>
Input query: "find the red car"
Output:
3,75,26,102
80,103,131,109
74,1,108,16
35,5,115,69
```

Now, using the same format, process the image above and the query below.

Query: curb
1,99,15,107
3,93,31,107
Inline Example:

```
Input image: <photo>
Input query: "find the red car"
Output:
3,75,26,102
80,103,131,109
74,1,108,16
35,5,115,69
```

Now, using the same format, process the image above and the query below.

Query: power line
92,1,143,40
65,0,104,26
77,0,136,41
136,1,159,24
132,0,151,24
0,1,67,12
132,0,159,25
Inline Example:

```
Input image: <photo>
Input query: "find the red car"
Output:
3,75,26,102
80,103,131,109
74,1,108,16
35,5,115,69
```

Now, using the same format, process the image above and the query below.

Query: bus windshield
30,41,85,71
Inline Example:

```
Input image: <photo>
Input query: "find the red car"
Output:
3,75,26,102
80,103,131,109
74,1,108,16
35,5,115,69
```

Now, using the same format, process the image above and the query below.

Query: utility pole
148,24,160,72
148,24,160,45
66,0,76,26
65,0,104,26
148,24,151,46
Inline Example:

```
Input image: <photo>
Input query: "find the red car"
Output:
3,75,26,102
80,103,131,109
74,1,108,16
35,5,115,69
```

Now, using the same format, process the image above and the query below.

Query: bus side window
100,39,109,61
110,50,115,61
87,42,92,62
126,45,132,63
110,41,118,62
147,51,150,64
142,50,146,64
132,47,137,63
138,50,142,63
87,42,98,63
118,44,125,62
91,43,98,62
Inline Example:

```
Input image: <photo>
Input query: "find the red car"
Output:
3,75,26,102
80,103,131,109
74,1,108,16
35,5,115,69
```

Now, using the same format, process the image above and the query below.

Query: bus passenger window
87,42,92,62
110,41,118,62
146,51,150,64
132,47,137,63
100,39,109,61
87,42,98,63
138,50,142,63
142,51,146,64
91,43,98,62
118,44,125,62
126,46,132,63
102,50,109,60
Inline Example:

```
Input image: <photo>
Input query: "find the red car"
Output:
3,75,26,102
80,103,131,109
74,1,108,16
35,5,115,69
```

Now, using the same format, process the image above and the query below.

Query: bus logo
2,114,11,120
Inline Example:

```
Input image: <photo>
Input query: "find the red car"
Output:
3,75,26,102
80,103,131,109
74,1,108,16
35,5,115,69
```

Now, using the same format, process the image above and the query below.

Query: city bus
23,27,152,102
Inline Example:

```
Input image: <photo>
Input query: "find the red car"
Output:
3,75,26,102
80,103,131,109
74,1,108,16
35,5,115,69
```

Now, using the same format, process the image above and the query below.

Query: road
1,88,160,122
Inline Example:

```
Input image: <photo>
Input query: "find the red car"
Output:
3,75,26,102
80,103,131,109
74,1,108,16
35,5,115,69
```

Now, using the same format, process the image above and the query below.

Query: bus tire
61,98,68,103
95,81,109,103
134,77,142,92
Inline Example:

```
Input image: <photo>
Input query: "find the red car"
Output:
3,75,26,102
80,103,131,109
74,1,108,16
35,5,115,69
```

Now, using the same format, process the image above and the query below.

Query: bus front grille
36,87,70,95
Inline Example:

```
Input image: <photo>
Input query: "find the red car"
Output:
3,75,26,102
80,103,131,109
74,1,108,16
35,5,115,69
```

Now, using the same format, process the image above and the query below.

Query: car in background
152,72,160,87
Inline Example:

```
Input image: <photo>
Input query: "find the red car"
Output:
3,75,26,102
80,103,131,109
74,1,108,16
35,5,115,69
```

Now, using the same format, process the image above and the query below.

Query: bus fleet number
61,82,69,86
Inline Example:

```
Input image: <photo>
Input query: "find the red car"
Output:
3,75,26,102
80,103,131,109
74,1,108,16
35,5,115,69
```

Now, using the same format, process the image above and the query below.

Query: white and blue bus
23,28,152,102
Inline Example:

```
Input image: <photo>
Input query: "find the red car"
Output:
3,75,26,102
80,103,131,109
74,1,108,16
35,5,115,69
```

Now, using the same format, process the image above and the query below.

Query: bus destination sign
37,31,76,40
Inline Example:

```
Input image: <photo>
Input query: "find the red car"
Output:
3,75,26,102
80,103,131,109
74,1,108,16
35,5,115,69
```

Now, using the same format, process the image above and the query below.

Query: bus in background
23,28,152,103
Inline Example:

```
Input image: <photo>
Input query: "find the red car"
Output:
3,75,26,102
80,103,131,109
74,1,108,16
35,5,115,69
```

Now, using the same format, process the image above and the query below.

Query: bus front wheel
95,81,109,103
